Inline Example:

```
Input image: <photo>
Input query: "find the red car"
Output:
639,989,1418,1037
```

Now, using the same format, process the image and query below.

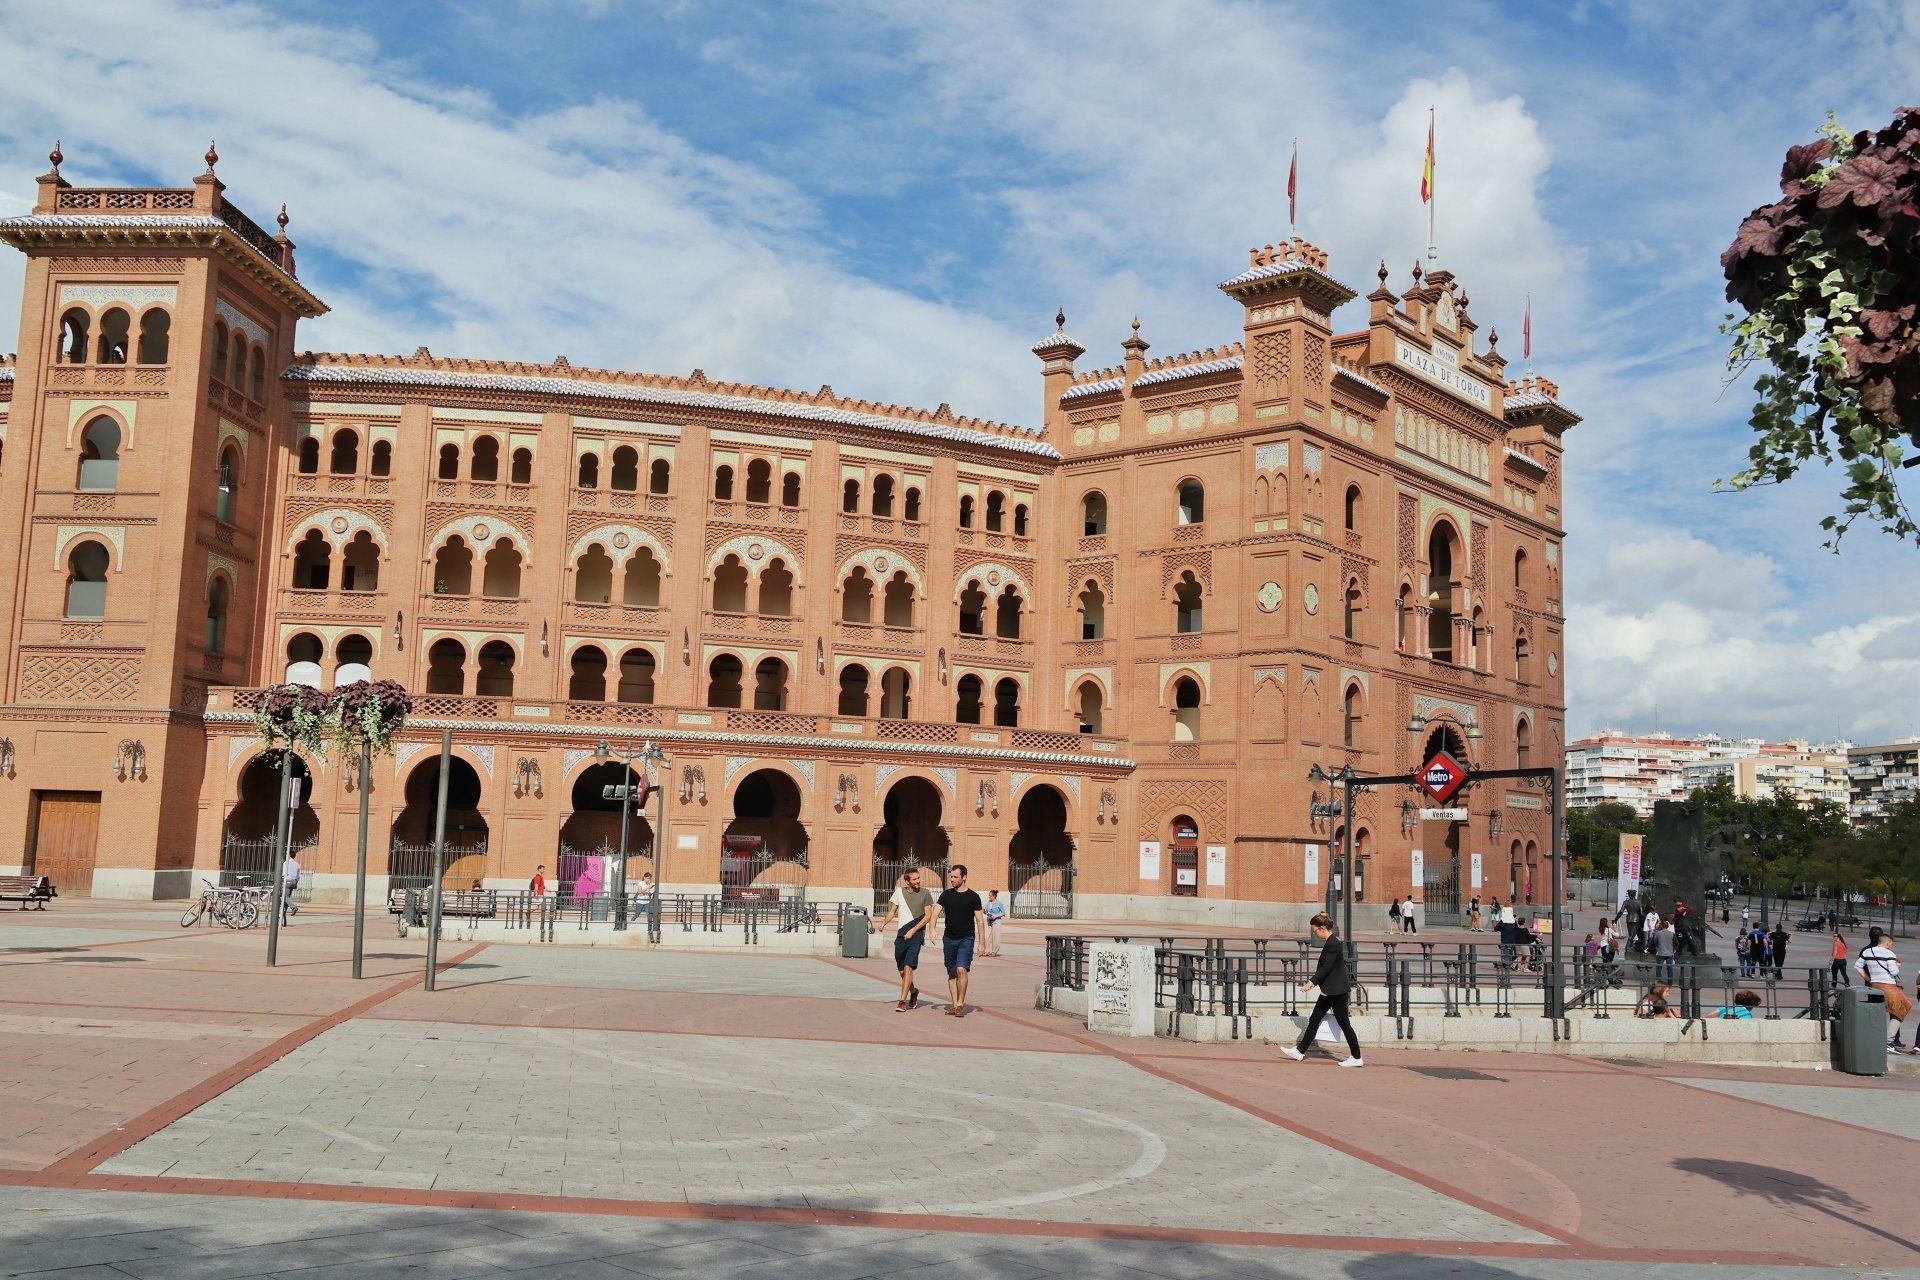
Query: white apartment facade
1848,738,1920,828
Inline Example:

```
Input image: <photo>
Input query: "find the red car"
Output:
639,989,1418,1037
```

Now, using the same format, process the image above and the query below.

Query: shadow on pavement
1673,1156,1920,1258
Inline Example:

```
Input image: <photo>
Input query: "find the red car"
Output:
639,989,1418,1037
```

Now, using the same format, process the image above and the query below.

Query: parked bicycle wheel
227,897,260,929
179,897,207,928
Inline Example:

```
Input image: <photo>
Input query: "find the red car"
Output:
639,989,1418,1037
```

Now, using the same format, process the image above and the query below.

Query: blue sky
1,0,1916,742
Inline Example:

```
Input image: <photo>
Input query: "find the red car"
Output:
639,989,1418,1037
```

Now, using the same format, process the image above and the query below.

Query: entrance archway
723,768,809,900
220,753,318,885
1168,813,1200,898
558,761,655,898
870,776,950,908
1008,784,1074,919
389,755,488,888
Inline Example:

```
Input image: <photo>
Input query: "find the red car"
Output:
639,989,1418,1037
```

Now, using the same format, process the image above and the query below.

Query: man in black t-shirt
936,863,987,1016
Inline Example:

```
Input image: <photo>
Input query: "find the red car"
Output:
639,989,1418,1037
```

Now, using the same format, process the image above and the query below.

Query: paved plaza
3,902,1919,1277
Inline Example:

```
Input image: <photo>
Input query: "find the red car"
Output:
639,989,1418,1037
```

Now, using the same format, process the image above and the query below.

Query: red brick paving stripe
37,942,490,1178
0,1169,1810,1267
1578,1056,1920,1147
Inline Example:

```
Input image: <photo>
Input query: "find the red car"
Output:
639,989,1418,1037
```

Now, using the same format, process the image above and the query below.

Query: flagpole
1426,106,1436,262
1525,291,1533,377
1289,136,1298,230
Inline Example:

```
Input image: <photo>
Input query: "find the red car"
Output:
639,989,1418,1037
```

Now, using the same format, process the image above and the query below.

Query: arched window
481,539,522,598
77,416,121,491
1427,523,1460,661
248,345,265,402
1082,491,1108,536
1076,682,1104,734
475,640,516,697
574,544,614,602
610,446,639,492
510,447,533,485
841,567,874,623
1514,547,1529,591
341,531,380,592
781,472,801,507
903,486,922,522
871,474,895,517
650,458,672,495
1343,684,1364,747
1396,584,1412,651
752,657,788,711
216,446,240,523
1514,629,1531,682
1177,480,1205,526
297,437,320,474
714,465,735,500
841,477,860,514
287,632,325,666
958,580,985,635
569,645,609,701
992,677,1021,727
1344,579,1362,640
425,639,466,694
758,558,793,616
1014,503,1030,537
97,308,130,364
985,490,1006,532
1469,605,1484,669
617,649,656,703
335,633,373,674
955,674,984,724
1172,677,1201,741
746,459,772,504
707,654,744,708
291,530,332,590
623,548,662,607
577,453,600,489
880,667,911,719
712,554,748,612
329,429,359,475
59,308,90,364
136,309,171,364
1345,484,1362,532
371,440,392,477
437,442,460,480
433,536,474,595
229,336,247,389
1078,579,1105,640
1174,571,1204,634
958,495,975,528
994,584,1023,639
64,541,109,619
882,571,915,628
1516,717,1533,770
838,664,871,716
470,436,500,482
211,322,229,376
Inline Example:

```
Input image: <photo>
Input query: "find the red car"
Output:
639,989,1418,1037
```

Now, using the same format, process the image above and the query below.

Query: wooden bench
0,875,55,910
387,886,496,920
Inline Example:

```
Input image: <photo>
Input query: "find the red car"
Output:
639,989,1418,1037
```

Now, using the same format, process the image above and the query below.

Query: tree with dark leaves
1721,107,1920,546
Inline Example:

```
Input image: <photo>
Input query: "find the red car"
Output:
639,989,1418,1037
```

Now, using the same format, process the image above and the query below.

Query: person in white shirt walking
1855,928,1914,1054
279,851,302,925
1400,894,1417,934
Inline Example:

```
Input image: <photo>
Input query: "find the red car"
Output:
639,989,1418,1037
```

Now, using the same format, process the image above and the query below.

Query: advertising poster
1138,841,1162,881
1410,849,1424,888
1304,843,1320,885
1617,834,1643,908
1205,845,1227,886
1470,852,1483,889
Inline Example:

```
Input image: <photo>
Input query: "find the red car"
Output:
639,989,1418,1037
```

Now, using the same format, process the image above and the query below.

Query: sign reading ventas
1416,750,1468,806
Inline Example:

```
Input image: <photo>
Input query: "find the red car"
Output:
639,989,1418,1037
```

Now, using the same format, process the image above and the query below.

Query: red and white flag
1288,138,1298,227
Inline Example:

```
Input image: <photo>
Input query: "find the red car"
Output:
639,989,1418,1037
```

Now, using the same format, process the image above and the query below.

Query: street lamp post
595,739,668,934
1308,762,1357,977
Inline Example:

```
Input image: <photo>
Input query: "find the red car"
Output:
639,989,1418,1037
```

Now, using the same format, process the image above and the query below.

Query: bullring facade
0,150,1576,925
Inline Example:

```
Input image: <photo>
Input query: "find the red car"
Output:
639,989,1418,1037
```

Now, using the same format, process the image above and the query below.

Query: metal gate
721,847,809,902
218,835,317,896
1009,861,1075,920
1423,855,1462,926
556,841,654,900
388,840,488,891
871,857,949,912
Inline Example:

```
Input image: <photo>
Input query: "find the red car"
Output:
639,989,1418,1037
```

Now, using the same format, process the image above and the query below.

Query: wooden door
29,791,101,895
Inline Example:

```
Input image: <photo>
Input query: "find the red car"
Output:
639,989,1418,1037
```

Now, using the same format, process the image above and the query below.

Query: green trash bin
841,906,870,959
1837,986,1888,1076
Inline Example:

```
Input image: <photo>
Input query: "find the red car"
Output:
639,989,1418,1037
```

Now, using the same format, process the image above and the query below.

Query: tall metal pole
613,747,632,932
424,729,451,991
351,739,371,979
1548,766,1565,1020
1341,774,1356,979
651,750,669,943
266,752,293,967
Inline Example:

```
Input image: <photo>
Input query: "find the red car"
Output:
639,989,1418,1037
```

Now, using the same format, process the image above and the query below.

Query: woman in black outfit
1282,912,1364,1067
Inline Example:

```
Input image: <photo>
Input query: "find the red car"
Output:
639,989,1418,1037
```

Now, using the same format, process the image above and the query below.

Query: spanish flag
1421,112,1434,203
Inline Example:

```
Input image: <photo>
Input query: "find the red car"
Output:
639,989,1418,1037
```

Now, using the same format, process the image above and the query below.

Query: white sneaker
1338,1056,1365,1068
1279,1046,1305,1062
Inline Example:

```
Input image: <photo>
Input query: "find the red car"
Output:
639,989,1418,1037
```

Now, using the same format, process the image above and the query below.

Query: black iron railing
398,888,846,944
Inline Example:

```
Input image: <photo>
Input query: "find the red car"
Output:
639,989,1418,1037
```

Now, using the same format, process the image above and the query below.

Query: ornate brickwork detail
725,755,755,787
1248,331,1291,400
1137,779,1228,840
874,763,901,791
19,651,140,703
284,495,394,527
1471,522,1489,592
1397,493,1418,568
569,523,670,570
708,534,803,581
430,512,534,555
1254,442,1288,470
53,524,127,570
58,623,104,644
934,766,958,793
1063,556,1115,600
1159,548,1212,592
468,744,495,776
394,741,432,772
953,561,1032,600
206,551,244,589
1302,334,1327,390
836,547,925,593
1251,668,1287,740
229,735,255,766
563,746,595,776
58,282,179,309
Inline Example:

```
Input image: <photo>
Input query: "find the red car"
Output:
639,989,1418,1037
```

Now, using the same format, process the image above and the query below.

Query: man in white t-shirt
1855,928,1911,1053
1642,907,1662,951
1400,894,1417,934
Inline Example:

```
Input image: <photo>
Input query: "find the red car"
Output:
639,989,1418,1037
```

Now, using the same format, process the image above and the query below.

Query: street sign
1418,807,1468,821
602,783,652,805
1416,750,1468,805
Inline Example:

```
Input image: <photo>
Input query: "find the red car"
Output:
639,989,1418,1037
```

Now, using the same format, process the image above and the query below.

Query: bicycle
179,878,260,929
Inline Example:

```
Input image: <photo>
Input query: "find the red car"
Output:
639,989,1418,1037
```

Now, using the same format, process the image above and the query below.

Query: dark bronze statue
1643,799,1720,966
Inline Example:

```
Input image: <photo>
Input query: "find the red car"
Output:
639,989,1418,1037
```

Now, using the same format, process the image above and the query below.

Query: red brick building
0,153,1575,925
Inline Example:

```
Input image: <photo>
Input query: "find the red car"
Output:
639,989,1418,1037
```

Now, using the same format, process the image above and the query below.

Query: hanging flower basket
252,683,332,757
331,679,413,756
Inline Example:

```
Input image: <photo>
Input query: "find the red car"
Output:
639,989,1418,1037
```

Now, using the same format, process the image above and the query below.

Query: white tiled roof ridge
1218,259,1354,293
1059,376,1123,401
1134,355,1242,387
1503,391,1553,409
1030,328,1083,353
285,362,1060,459
0,213,301,286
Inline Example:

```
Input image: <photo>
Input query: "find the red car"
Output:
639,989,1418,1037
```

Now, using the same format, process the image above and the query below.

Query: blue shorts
894,930,924,971
943,935,975,976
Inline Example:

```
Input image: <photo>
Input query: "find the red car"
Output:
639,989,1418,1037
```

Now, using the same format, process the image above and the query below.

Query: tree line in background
1568,784,1920,931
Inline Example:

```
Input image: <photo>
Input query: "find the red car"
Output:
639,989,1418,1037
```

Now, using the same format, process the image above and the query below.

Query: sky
0,0,1916,744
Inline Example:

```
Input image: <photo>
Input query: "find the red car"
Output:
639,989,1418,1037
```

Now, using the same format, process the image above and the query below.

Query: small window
1177,480,1205,526
781,472,801,507
426,639,466,694
249,344,266,402
292,530,332,590
205,578,230,652
229,338,247,389
470,436,500,482
985,491,1005,532
577,454,600,489
136,309,171,365
611,446,639,492
871,474,894,517
958,495,975,528
841,477,860,514
329,429,359,475
992,677,1020,728
1172,677,1202,741
65,541,110,618
370,440,392,477
955,674,983,724
211,323,229,377
97,308,130,365
1345,485,1362,532
650,458,672,495
1174,571,1204,633
746,459,772,505
437,443,460,480
77,416,122,491
714,465,734,500
60,309,91,365
1013,503,1029,537
475,641,516,698
510,448,533,485
298,437,320,474
216,447,240,523
903,486,922,522
1082,492,1107,536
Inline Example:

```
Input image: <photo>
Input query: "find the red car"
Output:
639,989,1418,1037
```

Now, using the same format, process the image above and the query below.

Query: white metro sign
1395,339,1492,410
